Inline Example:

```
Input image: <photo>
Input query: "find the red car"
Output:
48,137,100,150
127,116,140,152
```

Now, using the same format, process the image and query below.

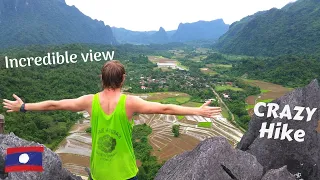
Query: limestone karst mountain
0,0,117,49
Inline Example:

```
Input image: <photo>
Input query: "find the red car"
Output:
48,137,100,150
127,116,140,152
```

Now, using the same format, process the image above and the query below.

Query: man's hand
198,100,221,118
3,94,24,112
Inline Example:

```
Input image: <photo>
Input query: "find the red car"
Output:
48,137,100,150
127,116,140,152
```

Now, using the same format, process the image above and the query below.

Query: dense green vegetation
219,80,260,129
230,55,320,87
132,124,162,180
216,0,320,57
86,127,92,133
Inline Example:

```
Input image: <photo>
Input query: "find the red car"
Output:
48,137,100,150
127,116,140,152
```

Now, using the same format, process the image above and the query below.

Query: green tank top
90,93,138,180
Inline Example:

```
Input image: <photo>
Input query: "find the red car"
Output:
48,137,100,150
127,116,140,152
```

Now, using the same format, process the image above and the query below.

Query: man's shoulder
125,94,138,102
82,94,95,99
124,94,143,106
79,94,95,104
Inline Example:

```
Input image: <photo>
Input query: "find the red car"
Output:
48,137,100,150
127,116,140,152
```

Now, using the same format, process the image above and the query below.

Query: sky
65,0,296,31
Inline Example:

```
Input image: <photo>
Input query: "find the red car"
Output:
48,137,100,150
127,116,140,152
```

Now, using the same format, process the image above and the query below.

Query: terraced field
136,112,243,162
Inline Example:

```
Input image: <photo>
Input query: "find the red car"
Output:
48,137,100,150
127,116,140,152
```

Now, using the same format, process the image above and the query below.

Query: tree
172,125,180,137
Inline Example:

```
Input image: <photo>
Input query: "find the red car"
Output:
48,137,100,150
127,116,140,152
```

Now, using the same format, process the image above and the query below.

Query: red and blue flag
5,146,44,172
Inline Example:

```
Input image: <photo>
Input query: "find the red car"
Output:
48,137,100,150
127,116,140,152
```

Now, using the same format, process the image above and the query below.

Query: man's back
90,92,138,180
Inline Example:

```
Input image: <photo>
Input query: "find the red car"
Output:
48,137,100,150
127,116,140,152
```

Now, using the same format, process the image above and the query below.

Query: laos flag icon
5,146,44,172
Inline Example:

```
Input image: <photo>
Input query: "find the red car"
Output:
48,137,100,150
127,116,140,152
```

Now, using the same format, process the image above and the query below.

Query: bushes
172,125,180,137
85,127,91,133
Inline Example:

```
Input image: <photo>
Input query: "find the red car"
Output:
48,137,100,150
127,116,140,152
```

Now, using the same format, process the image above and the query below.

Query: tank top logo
96,128,122,161
98,134,117,153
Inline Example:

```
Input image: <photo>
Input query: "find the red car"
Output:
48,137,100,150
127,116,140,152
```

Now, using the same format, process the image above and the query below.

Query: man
3,60,221,180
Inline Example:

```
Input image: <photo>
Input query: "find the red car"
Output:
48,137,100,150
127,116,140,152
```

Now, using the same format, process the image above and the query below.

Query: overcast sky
65,0,296,31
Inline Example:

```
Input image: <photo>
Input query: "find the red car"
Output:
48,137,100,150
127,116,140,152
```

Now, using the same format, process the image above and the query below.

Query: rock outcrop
155,136,264,180
155,136,296,180
0,133,82,180
261,166,295,180
237,79,320,180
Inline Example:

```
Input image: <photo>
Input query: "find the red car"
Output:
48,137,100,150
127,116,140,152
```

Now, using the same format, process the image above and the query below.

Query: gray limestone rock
261,166,296,180
237,79,320,180
0,133,82,180
155,136,263,180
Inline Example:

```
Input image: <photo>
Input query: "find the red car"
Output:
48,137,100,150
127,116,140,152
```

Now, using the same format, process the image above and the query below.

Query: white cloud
65,0,294,31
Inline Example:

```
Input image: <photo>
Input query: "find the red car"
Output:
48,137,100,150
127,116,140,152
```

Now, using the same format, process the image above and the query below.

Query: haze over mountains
112,19,230,44
111,27,176,45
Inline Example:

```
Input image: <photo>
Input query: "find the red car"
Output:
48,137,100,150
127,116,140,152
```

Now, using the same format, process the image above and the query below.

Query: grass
200,68,217,75
198,122,212,128
182,102,203,107
161,97,190,104
211,64,232,68
258,99,274,103
246,104,255,110
190,55,207,61
150,96,190,105
215,85,244,92
242,79,255,83
261,89,270,93
221,107,230,119
246,99,274,110
177,115,185,120
176,61,189,70
176,97,190,104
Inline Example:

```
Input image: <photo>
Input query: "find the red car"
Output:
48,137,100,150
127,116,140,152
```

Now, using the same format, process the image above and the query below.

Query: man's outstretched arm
3,94,93,113
130,96,221,118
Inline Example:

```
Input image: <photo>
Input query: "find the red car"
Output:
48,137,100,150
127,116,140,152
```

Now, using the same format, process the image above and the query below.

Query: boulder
0,133,82,180
261,166,296,180
237,79,320,179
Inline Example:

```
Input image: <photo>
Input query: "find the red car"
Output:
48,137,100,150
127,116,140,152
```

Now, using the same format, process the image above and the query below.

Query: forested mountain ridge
0,0,117,49
216,0,320,56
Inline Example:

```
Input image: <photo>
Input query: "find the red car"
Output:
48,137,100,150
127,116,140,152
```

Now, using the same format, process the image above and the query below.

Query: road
209,86,246,132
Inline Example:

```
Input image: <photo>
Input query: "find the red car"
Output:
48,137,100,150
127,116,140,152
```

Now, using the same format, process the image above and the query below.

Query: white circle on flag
19,153,29,164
